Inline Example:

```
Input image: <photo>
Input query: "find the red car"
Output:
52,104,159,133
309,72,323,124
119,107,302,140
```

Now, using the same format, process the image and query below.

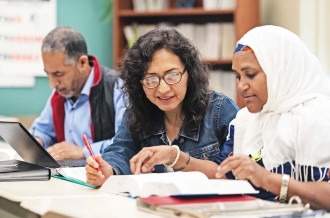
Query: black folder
0,159,51,182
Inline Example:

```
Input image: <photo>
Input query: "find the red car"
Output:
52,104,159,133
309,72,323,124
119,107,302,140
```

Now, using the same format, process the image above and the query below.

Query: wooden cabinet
113,0,259,108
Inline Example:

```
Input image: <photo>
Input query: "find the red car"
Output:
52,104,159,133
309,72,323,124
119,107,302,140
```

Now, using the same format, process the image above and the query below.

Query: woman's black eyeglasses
140,69,186,89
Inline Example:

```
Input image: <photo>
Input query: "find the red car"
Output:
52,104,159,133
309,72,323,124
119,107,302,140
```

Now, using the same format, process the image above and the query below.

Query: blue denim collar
142,111,200,142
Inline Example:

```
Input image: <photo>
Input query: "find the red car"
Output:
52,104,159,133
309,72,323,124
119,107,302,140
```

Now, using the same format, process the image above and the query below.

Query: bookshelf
113,0,260,108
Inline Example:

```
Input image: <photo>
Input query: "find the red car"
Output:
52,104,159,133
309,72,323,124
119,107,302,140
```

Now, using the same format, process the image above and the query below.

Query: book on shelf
123,25,136,48
99,171,258,198
175,23,194,41
209,70,236,101
203,0,237,10
123,22,234,61
0,159,51,181
137,194,309,218
133,0,169,12
221,23,236,59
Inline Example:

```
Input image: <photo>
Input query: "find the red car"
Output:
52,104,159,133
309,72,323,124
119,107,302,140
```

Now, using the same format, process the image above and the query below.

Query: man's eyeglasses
140,69,186,89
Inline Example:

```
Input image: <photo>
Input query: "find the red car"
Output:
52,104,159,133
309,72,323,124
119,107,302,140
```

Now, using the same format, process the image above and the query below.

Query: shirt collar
143,111,200,141
81,67,95,96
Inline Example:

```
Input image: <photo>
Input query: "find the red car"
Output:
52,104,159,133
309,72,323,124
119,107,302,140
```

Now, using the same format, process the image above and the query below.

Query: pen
82,134,99,171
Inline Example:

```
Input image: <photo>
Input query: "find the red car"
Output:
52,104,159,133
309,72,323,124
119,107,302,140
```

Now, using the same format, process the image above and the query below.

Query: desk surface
1,144,329,218
0,177,161,218
0,144,160,217
20,194,159,218
0,177,107,202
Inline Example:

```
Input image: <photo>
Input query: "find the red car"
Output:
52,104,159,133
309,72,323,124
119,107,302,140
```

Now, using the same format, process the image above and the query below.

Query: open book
56,167,87,182
52,167,100,189
99,171,258,197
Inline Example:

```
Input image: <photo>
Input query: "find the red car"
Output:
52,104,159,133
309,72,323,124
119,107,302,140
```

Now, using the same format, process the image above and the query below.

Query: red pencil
82,134,99,171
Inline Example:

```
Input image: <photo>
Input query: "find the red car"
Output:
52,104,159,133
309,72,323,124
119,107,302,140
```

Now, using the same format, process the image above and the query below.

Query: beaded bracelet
164,145,180,168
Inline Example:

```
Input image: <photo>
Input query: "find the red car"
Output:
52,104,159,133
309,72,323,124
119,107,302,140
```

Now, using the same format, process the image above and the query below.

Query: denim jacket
102,91,239,175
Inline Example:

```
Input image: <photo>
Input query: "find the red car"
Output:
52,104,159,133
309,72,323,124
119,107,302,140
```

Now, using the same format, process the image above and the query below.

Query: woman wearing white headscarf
215,25,330,210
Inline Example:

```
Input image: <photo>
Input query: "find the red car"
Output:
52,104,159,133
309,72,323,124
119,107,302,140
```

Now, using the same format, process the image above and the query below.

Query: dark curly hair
119,28,210,138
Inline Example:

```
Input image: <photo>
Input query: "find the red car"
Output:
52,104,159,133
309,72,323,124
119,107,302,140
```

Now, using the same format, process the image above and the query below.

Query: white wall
260,0,330,75
260,0,299,35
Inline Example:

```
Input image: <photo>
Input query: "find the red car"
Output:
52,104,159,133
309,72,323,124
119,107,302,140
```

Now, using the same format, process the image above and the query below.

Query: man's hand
46,141,84,160
35,137,44,147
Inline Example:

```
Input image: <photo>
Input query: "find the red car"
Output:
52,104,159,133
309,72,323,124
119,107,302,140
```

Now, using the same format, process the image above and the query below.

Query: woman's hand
215,155,270,188
130,146,177,174
85,154,114,186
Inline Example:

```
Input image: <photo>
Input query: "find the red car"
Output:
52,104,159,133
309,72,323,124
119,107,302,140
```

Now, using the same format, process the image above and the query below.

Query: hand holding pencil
83,134,115,186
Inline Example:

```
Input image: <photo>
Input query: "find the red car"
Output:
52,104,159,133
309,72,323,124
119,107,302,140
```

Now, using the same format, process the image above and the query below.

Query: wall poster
0,0,56,87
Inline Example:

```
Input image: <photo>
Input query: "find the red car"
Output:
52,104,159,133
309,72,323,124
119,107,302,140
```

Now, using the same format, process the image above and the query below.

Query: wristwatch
279,174,290,203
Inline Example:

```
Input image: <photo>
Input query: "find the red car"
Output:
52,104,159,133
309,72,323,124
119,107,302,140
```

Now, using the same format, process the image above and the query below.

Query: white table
0,177,161,218
1,143,329,217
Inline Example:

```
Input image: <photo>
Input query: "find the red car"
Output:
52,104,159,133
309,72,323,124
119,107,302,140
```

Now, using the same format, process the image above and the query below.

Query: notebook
0,121,86,169
137,195,309,218
0,159,51,181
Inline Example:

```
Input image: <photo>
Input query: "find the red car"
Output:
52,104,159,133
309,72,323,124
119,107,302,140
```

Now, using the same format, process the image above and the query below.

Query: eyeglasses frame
140,69,187,89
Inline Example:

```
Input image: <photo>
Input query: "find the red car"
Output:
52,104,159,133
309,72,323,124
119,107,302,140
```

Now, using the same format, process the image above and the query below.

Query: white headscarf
233,25,330,181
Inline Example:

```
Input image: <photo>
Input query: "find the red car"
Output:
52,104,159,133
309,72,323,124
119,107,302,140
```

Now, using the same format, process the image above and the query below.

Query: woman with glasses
85,28,239,186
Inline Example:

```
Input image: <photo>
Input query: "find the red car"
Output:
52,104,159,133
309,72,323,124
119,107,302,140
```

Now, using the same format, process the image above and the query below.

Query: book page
193,179,258,195
100,171,209,197
0,142,23,161
0,150,13,161
170,179,258,196
100,172,258,197
57,167,86,182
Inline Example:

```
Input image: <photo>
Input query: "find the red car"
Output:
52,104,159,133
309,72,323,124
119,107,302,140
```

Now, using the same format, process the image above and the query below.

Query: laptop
0,121,86,169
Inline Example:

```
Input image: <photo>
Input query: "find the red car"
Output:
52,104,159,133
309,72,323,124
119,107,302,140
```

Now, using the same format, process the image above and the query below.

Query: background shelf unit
113,0,260,108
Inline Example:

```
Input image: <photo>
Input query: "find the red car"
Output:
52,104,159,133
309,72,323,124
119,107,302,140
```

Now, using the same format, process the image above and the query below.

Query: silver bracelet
279,174,290,203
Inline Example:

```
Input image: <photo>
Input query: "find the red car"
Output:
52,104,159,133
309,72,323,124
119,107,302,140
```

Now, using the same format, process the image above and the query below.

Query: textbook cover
137,195,308,218
0,159,51,181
